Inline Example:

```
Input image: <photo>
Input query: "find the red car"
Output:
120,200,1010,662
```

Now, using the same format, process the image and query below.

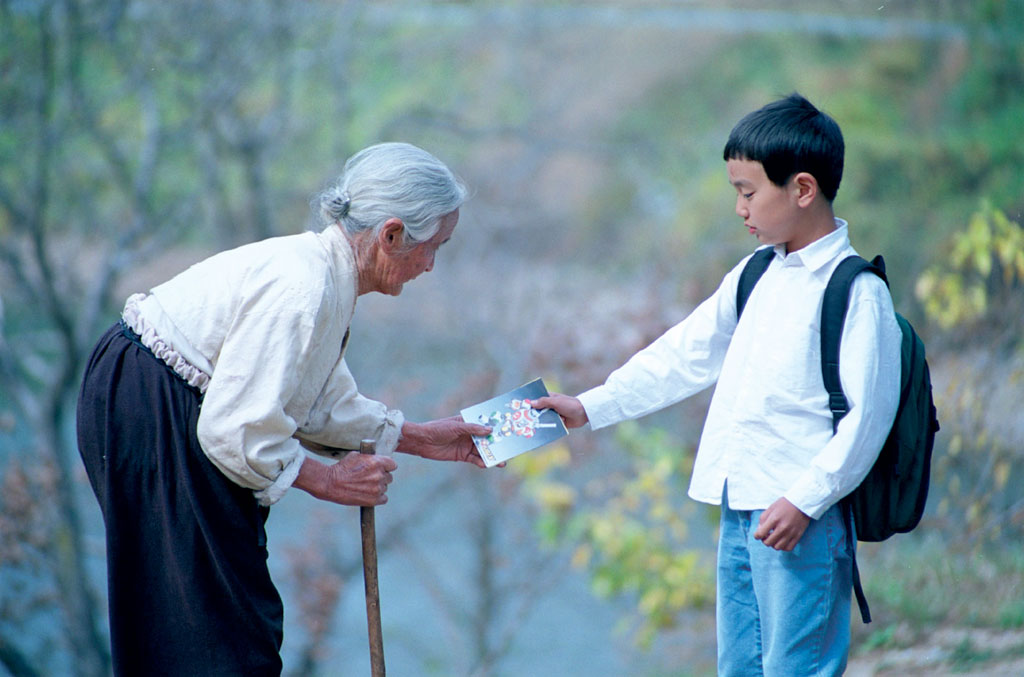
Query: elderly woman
76,142,490,676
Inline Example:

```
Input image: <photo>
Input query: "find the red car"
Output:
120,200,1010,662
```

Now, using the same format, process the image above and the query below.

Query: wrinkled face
380,209,459,295
727,158,805,252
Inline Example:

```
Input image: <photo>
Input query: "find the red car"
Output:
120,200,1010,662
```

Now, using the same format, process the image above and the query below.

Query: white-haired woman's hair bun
325,192,351,220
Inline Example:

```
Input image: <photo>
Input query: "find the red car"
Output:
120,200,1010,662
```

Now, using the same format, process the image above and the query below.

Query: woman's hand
293,454,397,506
398,417,493,468
531,393,588,429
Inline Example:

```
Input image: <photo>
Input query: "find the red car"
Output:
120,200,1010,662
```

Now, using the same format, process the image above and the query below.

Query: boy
535,93,901,676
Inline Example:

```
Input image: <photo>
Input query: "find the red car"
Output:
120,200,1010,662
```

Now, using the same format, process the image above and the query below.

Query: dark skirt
76,322,284,676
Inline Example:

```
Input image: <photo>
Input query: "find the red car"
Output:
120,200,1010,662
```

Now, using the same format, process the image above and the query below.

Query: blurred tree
278,476,466,676
0,1,165,672
391,473,572,677
519,426,714,648
0,0,313,673
0,1,581,672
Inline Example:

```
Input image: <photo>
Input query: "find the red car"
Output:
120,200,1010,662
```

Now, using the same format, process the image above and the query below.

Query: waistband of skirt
119,316,209,396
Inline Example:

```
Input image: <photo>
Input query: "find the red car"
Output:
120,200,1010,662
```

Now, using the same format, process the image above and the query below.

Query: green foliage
515,423,714,647
858,624,900,653
910,203,1024,547
511,441,578,544
916,202,1024,334
862,535,1024,629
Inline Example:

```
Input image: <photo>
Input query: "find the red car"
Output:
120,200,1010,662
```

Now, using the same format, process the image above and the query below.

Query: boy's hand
754,497,811,551
531,393,588,429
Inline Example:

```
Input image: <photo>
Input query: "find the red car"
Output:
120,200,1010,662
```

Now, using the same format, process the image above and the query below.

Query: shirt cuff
576,386,624,431
254,451,305,506
784,470,838,520
377,408,405,456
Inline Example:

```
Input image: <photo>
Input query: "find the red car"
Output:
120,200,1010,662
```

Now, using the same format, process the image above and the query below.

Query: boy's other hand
532,393,588,429
754,497,811,551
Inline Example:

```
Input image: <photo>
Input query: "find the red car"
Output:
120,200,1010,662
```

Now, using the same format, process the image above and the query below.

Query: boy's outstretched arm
532,393,589,429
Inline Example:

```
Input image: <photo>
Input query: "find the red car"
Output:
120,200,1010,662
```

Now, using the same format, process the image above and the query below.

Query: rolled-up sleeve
297,358,405,457
196,299,317,506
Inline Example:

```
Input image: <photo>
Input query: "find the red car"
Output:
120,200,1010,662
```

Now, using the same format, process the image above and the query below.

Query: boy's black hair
723,93,844,202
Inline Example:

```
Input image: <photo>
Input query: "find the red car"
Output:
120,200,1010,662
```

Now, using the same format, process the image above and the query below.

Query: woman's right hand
293,454,397,506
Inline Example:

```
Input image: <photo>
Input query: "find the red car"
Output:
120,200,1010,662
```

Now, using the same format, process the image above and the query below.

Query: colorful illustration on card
460,378,568,467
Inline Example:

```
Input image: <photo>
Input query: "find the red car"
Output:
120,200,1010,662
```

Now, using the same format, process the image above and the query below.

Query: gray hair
315,142,467,245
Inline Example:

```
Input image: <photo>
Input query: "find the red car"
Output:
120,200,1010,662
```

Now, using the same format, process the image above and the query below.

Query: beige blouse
123,225,403,505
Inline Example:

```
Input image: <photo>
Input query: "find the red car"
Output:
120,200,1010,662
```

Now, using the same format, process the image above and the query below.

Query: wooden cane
359,439,386,677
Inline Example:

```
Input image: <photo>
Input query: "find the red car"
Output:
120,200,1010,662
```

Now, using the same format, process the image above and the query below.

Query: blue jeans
716,484,852,677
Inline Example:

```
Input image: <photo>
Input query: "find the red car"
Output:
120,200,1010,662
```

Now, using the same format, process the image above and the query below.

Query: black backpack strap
736,247,775,319
843,503,872,623
820,255,889,432
822,253,889,625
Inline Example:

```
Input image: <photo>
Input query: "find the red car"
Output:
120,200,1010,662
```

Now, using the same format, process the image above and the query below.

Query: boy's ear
792,172,818,208
378,218,406,254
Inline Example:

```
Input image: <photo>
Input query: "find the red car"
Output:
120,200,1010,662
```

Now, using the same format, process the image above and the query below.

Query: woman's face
378,208,459,295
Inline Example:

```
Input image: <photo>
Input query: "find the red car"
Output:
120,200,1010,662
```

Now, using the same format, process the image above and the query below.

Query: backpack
737,247,940,623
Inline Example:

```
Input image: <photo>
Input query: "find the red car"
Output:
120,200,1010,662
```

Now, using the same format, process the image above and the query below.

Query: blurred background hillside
2,1,1023,675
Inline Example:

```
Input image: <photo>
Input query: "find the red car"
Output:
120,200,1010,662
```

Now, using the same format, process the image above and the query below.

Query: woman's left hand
398,416,494,468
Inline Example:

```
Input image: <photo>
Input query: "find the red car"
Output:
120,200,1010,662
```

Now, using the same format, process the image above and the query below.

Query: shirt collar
318,224,359,303
773,218,850,273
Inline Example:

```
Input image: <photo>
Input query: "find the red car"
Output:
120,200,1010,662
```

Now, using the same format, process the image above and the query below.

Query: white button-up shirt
124,225,403,505
578,222,901,519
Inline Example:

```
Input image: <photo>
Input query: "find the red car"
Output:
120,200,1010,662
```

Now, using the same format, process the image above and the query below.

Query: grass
852,530,1024,652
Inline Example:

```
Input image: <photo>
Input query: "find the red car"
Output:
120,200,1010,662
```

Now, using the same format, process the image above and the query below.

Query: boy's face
727,158,809,252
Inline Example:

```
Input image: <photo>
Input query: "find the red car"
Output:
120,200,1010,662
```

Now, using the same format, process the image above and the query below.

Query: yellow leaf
512,443,571,478
639,587,667,614
973,249,992,277
572,544,592,569
967,502,980,525
994,461,1010,490
534,482,577,512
